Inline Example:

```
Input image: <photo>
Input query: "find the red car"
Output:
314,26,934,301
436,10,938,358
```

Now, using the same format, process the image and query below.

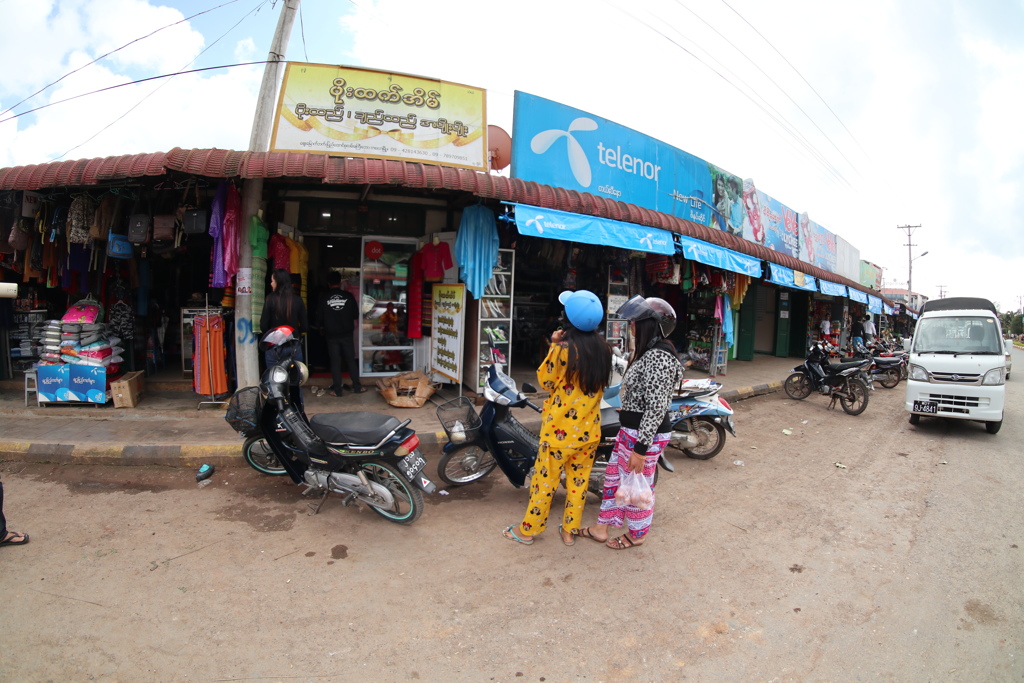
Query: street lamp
909,250,929,308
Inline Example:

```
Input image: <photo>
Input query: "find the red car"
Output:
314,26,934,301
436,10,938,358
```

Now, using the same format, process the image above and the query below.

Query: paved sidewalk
0,354,797,467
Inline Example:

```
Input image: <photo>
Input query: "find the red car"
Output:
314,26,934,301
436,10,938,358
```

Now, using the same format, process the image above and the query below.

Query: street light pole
897,224,923,308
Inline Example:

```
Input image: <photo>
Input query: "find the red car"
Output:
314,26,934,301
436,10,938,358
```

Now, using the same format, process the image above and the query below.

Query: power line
0,0,247,119
299,0,309,62
718,0,868,159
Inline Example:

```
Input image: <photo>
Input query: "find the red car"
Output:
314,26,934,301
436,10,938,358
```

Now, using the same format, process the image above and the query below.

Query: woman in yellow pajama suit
503,290,611,546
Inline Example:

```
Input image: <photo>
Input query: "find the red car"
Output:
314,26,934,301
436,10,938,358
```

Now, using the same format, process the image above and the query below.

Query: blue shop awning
867,295,883,314
767,263,817,292
847,288,868,304
883,303,894,315
675,234,762,277
513,203,674,255
818,279,848,297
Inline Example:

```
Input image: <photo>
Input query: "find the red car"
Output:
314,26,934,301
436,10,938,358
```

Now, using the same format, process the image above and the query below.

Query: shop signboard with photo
270,63,487,171
741,179,800,259
511,92,714,225
430,284,465,383
798,213,839,275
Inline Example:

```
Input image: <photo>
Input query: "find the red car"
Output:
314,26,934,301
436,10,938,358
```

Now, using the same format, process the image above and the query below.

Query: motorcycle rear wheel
437,443,497,486
242,435,287,476
682,418,727,460
879,369,900,389
784,372,812,399
361,460,423,525
839,378,869,415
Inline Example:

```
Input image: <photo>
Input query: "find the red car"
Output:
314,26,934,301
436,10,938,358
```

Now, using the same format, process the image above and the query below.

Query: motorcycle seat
872,356,902,366
600,406,621,433
831,359,867,371
309,411,402,445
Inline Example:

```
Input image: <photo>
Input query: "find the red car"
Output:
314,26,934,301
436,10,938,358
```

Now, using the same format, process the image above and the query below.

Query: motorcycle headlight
908,364,929,382
484,384,511,406
982,367,1005,386
271,366,289,384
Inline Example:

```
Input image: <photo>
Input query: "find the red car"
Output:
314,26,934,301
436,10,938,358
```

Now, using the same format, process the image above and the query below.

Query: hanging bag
7,217,31,251
107,232,133,259
615,470,654,510
128,199,152,244
179,180,208,234
62,295,105,324
67,195,95,245
152,214,176,241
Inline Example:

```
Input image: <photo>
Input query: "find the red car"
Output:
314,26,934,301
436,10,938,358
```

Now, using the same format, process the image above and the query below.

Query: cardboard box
69,365,109,403
37,364,70,402
111,370,145,408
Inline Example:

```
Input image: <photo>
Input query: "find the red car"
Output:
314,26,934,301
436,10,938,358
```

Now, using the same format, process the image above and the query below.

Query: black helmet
615,295,677,338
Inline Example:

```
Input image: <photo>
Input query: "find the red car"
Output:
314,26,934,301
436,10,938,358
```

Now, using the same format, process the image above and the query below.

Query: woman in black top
261,268,308,366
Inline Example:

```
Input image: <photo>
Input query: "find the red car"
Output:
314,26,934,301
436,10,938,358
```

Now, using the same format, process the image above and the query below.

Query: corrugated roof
0,147,888,304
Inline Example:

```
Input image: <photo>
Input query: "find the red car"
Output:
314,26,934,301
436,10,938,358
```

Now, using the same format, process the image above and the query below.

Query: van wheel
908,413,920,425
985,420,1002,434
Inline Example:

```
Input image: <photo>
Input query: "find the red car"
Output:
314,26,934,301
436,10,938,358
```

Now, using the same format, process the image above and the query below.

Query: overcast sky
1,0,1022,311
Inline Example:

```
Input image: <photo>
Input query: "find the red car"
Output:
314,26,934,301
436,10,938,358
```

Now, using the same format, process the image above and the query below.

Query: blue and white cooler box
69,365,109,403
37,364,70,402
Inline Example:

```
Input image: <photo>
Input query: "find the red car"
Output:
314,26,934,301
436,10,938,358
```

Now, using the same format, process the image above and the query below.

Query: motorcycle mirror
521,382,537,393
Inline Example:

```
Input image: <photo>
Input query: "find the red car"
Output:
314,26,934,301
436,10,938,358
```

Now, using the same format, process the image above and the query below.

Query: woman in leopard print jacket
576,296,686,550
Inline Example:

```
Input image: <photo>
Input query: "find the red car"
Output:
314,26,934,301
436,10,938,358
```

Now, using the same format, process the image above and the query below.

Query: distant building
882,287,929,312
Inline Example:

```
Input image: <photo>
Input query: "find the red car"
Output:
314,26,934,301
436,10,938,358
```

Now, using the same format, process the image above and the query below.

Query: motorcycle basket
435,396,482,445
225,386,262,436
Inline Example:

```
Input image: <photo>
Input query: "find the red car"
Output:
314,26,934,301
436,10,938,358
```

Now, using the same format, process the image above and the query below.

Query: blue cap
558,290,603,332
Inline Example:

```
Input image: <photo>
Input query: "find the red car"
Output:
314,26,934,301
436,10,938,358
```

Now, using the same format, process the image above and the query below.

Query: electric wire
0,0,246,119
55,0,273,160
299,1,310,62
719,0,868,158
674,0,862,178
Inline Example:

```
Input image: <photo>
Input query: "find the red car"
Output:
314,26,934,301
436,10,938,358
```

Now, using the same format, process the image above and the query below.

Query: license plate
399,452,427,479
913,400,938,414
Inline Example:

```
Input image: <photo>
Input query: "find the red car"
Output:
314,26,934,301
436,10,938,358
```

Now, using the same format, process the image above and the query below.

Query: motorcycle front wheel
784,372,812,400
682,418,727,460
360,460,424,525
242,435,287,476
879,368,900,389
437,443,497,486
839,378,870,415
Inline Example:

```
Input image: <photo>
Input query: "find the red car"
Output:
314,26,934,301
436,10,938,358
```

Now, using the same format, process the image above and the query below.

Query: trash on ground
801,420,808,424
782,428,793,435
833,462,847,469
196,464,215,482
733,460,744,466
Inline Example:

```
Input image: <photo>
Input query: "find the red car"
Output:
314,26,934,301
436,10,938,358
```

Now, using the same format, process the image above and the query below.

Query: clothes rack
196,295,229,410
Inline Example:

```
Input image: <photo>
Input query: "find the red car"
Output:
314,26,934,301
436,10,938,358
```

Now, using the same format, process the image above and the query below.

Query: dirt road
1,378,1021,681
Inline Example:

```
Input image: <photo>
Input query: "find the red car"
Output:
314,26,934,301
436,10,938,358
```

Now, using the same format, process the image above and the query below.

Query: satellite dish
487,125,512,171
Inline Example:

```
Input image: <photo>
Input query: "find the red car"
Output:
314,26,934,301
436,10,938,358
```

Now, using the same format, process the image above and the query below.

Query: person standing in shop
850,315,866,350
261,268,308,367
575,296,684,550
316,271,366,397
0,475,29,548
502,290,612,547
862,315,877,342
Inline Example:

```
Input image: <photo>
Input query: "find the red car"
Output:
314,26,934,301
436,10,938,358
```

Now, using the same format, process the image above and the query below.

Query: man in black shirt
317,271,366,397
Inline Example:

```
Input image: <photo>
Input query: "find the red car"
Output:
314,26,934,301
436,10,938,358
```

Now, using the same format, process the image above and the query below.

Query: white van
905,297,1005,434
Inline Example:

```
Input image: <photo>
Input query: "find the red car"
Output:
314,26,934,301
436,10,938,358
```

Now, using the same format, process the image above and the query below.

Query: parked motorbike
851,342,905,389
784,340,871,415
225,329,436,525
434,354,736,497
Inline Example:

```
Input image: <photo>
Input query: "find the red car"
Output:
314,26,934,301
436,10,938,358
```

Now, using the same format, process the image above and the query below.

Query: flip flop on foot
607,535,643,550
0,531,29,547
502,525,534,545
572,526,607,544
558,525,575,546
352,386,368,394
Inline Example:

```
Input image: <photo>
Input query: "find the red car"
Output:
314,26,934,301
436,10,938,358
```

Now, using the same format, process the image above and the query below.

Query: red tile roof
0,147,889,304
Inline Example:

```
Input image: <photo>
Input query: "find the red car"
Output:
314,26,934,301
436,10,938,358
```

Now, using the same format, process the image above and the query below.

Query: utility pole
937,284,947,299
897,224,923,309
236,0,300,389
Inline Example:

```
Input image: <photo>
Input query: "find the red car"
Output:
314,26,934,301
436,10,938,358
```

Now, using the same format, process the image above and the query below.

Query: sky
1,0,1022,312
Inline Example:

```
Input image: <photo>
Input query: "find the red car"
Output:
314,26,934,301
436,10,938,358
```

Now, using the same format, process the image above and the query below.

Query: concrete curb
0,381,783,467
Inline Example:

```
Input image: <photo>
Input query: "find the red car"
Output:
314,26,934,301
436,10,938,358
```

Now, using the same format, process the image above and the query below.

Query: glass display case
465,249,514,392
606,265,630,356
360,237,418,377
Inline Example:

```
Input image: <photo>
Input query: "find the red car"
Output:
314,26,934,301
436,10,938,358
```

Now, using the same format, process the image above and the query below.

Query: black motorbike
433,364,677,497
851,342,905,389
225,339,436,525
783,340,871,415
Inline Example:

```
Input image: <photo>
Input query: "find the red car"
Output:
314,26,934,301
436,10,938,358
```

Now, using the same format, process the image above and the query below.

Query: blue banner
767,263,817,292
511,92,714,226
868,295,883,314
513,203,674,255
742,180,800,259
847,288,869,304
818,279,848,297
883,303,894,315
676,234,761,277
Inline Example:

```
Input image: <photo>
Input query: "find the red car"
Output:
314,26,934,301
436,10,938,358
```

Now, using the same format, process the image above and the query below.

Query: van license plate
913,401,938,414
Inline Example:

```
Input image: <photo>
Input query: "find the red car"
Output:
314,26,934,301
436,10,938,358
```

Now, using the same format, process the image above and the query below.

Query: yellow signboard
430,283,466,383
270,63,487,171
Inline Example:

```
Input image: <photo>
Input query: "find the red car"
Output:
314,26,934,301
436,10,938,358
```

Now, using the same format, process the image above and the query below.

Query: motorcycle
434,353,736,497
784,340,872,415
225,333,436,525
851,342,905,389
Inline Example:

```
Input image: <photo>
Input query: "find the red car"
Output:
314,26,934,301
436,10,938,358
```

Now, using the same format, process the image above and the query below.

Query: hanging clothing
418,240,453,281
208,181,229,288
193,313,228,396
454,204,499,300
268,233,290,271
250,215,270,259
252,256,267,335
722,293,734,347
222,183,242,281
406,249,423,339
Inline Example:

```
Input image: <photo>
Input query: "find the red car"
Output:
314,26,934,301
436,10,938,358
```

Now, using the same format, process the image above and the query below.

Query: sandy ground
0,379,1021,681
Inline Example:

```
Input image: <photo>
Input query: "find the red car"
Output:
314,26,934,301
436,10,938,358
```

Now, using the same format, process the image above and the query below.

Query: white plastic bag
617,470,654,510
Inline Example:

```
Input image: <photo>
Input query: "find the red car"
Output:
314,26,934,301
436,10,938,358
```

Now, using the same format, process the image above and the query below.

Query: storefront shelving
360,237,418,377
465,249,514,392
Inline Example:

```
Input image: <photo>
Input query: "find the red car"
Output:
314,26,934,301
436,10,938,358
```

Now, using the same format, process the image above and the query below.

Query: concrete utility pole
897,224,924,309
236,0,300,389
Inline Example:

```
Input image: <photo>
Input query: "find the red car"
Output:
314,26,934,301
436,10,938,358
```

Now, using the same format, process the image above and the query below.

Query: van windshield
913,316,1003,354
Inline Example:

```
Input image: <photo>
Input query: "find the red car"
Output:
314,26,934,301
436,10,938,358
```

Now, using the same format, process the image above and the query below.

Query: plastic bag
616,470,654,510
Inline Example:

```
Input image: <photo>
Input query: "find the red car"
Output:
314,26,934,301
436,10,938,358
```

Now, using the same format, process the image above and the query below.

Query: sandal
0,531,29,547
501,525,534,545
558,525,575,546
607,535,643,550
572,526,607,544
352,386,368,394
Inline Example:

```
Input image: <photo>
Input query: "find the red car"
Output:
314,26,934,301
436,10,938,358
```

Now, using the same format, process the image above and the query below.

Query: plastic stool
24,369,39,407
